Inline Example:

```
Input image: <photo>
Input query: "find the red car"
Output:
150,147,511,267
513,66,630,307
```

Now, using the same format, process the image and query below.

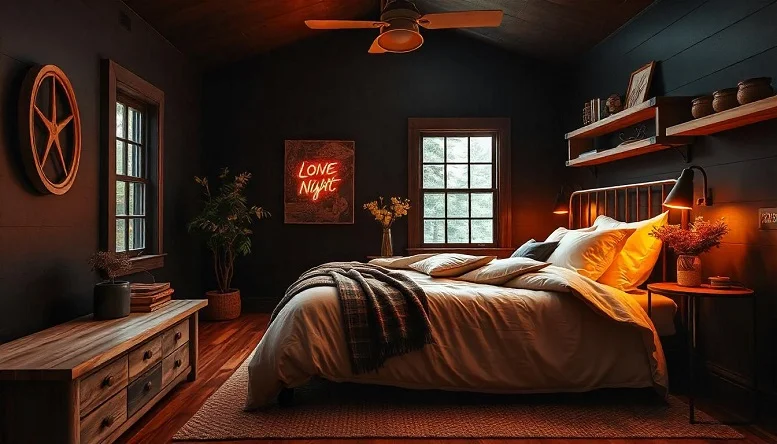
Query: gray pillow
511,239,560,262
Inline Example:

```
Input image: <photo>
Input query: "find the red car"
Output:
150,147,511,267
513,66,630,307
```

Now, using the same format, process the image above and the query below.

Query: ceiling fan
304,0,504,54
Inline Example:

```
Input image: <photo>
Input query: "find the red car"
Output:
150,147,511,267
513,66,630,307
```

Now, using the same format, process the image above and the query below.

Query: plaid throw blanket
271,262,433,374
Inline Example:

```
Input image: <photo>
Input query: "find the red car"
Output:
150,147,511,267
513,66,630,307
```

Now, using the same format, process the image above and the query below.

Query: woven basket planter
204,289,241,321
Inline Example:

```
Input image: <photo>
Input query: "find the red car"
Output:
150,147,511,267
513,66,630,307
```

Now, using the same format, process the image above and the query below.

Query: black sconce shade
663,166,711,210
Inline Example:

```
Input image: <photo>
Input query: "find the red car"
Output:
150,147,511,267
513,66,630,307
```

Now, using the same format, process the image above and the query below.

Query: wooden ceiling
122,0,654,65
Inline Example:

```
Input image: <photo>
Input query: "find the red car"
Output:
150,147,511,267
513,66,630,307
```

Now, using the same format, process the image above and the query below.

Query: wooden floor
118,313,775,444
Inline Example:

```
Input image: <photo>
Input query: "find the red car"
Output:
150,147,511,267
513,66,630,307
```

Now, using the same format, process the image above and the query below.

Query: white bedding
246,265,667,408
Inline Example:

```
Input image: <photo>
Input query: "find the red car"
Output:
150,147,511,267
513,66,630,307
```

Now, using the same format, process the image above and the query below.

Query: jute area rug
175,354,742,440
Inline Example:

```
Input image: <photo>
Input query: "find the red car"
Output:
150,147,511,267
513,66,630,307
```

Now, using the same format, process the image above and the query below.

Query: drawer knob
174,331,182,341
102,375,114,387
144,381,153,392
101,416,115,428
174,359,182,368
143,350,153,360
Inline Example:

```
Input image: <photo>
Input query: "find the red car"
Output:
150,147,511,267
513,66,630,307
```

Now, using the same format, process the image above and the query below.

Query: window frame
102,60,165,275
408,118,512,255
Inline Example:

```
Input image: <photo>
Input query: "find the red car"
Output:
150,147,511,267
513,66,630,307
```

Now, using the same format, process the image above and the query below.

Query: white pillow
545,225,596,242
368,254,437,269
547,228,636,280
456,257,550,286
409,254,495,278
594,211,669,291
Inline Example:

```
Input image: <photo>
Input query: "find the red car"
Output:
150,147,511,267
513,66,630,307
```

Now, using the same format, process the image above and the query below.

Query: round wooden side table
646,282,756,424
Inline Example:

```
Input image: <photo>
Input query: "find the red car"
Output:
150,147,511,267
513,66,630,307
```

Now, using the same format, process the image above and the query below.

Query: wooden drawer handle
174,331,182,341
143,350,153,360
144,381,153,392
174,359,182,368
102,375,114,388
101,416,115,428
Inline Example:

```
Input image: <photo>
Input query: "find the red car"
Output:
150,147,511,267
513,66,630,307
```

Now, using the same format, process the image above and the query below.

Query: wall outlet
758,208,777,230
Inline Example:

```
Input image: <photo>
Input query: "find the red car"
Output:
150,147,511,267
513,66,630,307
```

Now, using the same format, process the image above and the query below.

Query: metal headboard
568,179,681,284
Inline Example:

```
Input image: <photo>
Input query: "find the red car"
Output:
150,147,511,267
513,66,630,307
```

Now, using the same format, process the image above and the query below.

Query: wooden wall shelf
565,96,693,168
666,95,777,136
566,136,689,167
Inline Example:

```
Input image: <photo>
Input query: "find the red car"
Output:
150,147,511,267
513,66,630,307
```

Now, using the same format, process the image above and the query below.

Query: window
408,118,511,253
103,60,165,273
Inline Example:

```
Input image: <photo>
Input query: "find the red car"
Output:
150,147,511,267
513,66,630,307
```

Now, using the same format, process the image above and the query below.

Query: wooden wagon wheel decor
18,64,82,195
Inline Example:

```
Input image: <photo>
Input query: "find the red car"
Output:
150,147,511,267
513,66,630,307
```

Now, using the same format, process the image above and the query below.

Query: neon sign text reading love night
297,161,341,201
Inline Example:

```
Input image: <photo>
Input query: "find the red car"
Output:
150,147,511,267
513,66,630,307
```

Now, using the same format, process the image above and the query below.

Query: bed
245,180,680,409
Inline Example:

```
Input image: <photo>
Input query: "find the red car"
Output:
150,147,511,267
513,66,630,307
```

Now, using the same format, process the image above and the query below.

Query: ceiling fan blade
417,10,503,29
368,36,387,54
305,20,387,30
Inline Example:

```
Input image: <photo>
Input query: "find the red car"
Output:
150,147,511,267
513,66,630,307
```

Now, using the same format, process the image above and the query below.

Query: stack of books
130,282,174,312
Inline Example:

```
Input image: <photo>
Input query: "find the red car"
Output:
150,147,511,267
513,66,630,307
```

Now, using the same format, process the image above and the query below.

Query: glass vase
677,254,702,287
381,227,393,257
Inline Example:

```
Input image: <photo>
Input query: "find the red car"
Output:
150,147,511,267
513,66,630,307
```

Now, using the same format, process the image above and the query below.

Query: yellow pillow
546,228,636,281
409,254,496,278
595,211,669,291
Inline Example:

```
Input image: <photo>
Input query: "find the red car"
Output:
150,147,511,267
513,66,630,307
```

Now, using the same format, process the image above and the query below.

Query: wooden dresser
0,299,207,444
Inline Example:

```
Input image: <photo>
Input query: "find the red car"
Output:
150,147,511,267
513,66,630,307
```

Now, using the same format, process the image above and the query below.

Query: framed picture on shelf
625,61,656,109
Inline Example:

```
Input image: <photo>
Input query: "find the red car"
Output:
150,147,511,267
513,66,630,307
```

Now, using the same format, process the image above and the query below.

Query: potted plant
651,216,729,287
363,196,410,257
188,168,270,320
88,251,132,319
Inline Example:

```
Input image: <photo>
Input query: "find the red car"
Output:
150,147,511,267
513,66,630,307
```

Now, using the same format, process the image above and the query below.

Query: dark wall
572,0,777,412
203,30,566,309
0,0,204,342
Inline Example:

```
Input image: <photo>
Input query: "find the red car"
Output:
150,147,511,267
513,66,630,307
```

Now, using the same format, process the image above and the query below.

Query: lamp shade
663,168,695,210
553,191,569,214
377,19,424,53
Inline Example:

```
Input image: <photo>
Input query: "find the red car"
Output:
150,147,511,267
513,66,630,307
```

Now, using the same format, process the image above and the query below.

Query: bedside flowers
363,196,410,257
363,196,410,228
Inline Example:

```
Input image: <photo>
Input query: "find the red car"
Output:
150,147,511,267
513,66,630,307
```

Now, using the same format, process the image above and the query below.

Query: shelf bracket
673,145,692,163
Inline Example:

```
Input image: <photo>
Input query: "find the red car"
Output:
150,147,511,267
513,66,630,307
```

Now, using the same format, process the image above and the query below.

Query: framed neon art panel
284,140,355,224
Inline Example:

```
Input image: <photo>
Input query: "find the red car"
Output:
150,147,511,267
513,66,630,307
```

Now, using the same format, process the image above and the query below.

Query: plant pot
677,255,702,287
94,281,131,320
737,77,773,105
380,227,393,257
691,96,714,119
204,289,241,321
712,88,739,112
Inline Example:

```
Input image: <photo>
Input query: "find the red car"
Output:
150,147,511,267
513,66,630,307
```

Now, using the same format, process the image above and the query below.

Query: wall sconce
663,165,712,210
552,185,579,215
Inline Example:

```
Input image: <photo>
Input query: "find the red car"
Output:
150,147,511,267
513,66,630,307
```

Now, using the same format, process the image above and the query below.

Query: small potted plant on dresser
189,168,270,321
88,251,132,319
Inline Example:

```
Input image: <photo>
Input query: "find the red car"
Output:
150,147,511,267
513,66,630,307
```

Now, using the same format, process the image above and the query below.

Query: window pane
446,137,468,163
424,219,445,244
116,102,125,138
127,143,143,178
446,165,468,189
423,165,444,189
116,140,126,175
128,183,145,216
116,219,126,252
471,193,493,217
116,181,127,216
471,165,492,189
447,193,469,218
422,137,444,163
447,220,469,244
470,137,492,162
471,219,494,244
423,193,445,218
128,107,143,143
128,218,146,250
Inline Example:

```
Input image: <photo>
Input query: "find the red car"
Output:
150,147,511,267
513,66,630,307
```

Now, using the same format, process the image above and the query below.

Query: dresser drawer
79,355,128,417
162,319,189,356
80,389,127,444
127,363,162,417
162,343,190,386
128,336,162,380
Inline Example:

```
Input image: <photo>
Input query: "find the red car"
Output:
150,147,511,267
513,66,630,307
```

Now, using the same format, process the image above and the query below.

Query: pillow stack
409,253,495,277
545,227,635,281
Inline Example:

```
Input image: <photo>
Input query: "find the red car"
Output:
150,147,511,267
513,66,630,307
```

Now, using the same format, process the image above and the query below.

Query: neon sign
297,160,341,201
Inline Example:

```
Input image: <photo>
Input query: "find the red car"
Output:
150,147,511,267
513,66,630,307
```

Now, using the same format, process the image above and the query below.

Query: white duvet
246,264,667,409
